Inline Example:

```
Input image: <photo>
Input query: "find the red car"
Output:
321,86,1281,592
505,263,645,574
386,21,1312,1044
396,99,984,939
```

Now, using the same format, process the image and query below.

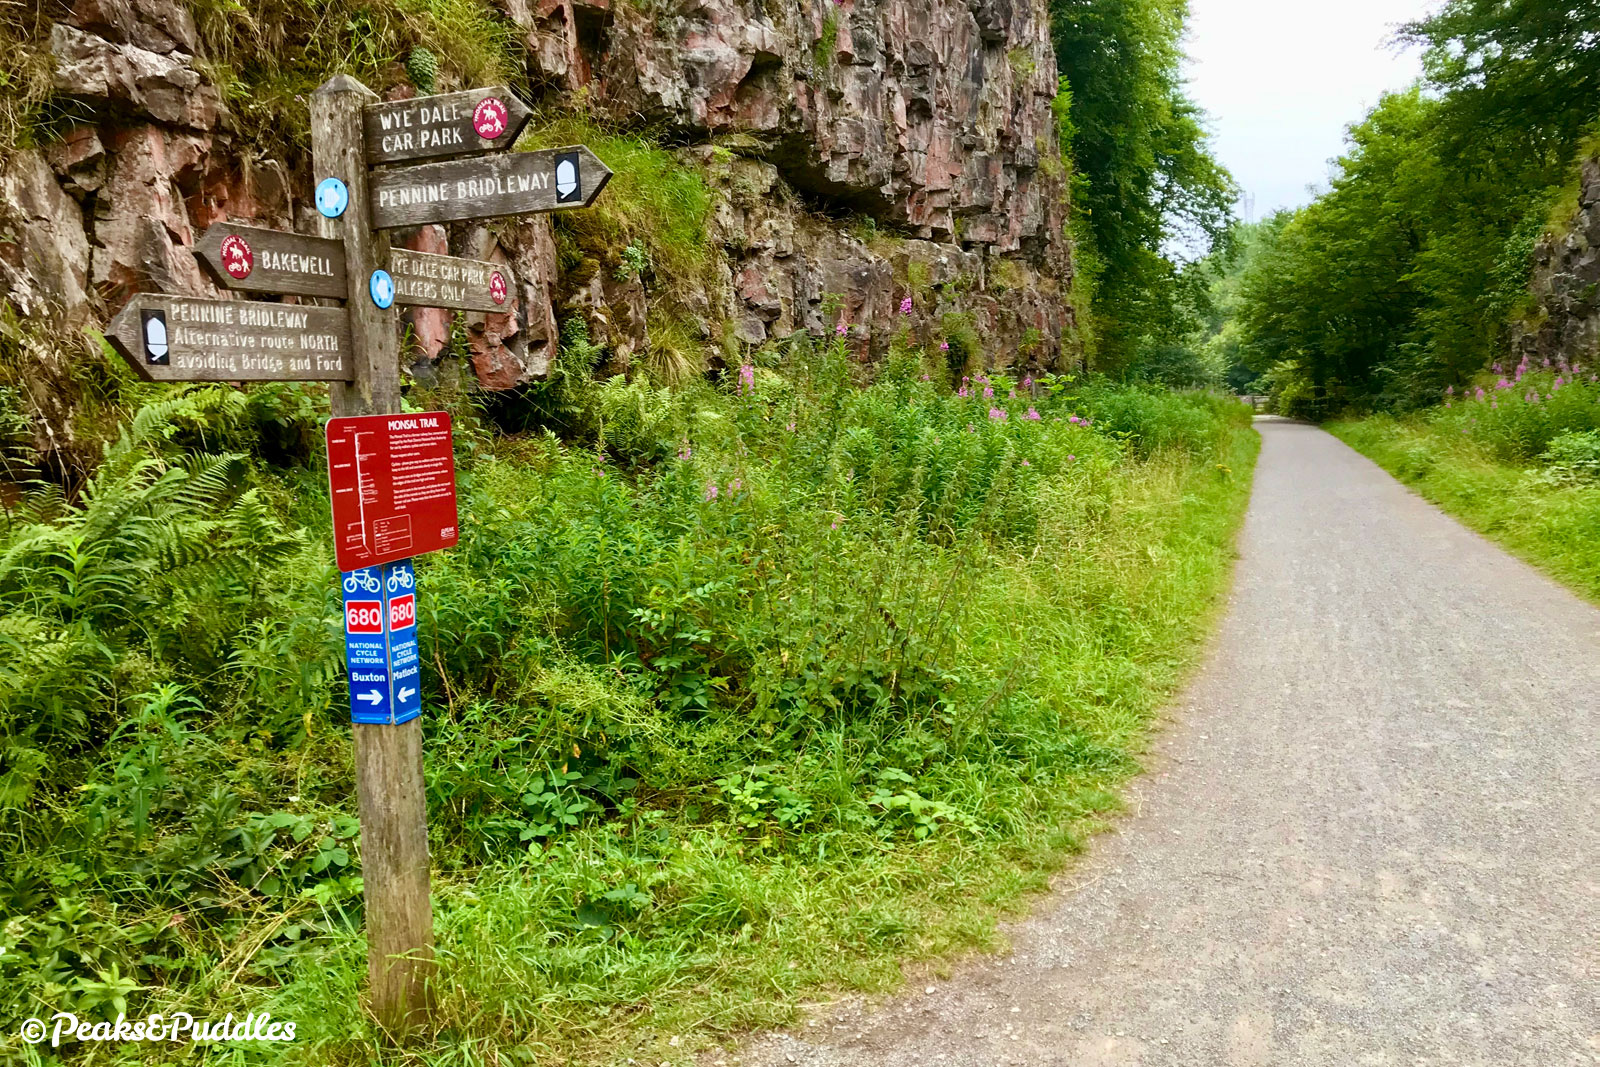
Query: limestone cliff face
1514,153,1600,367
1,0,1077,401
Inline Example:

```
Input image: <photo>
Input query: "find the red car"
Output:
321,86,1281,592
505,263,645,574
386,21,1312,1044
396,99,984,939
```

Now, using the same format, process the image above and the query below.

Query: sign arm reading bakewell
102,69,606,1033
193,222,518,314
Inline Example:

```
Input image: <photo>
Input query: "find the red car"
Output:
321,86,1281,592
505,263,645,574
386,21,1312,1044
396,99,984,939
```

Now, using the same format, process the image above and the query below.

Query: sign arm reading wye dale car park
363,86,532,164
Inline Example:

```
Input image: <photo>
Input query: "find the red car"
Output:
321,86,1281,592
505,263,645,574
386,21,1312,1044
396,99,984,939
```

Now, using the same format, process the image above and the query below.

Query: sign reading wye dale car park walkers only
389,249,514,313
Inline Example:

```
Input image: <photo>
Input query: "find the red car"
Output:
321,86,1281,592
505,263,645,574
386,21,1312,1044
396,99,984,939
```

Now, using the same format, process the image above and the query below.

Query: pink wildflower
739,364,755,394
1025,407,1041,420
835,321,848,337
988,407,1007,420
704,482,719,501
940,341,950,351
899,297,913,315
983,386,994,398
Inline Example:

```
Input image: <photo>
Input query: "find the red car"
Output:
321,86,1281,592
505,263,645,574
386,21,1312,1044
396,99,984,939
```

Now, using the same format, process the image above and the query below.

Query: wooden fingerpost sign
310,74,436,1035
303,73,609,1035
97,64,609,1037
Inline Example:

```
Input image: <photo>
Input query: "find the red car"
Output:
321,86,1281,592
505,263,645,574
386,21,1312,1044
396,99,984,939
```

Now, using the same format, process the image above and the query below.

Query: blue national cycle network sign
340,560,422,725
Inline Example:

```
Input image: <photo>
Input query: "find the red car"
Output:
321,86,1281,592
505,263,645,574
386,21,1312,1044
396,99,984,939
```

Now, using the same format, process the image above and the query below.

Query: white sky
1183,0,1439,217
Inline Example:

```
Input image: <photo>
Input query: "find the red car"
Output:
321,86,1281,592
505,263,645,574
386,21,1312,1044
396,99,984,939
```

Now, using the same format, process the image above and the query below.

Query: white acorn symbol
556,158,578,200
144,315,169,360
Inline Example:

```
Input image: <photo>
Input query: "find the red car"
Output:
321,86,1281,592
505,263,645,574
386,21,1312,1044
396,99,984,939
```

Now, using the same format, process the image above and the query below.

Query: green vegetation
1217,1,1599,415
190,0,521,159
520,110,715,357
0,2,1271,1058
814,12,839,70
1048,0,1237,378
0,328,1255,1063
1330,364,1600,601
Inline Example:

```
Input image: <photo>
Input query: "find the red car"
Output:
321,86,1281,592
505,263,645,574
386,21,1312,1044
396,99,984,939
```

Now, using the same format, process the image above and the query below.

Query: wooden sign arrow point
369,145,613,230
364,86,535,165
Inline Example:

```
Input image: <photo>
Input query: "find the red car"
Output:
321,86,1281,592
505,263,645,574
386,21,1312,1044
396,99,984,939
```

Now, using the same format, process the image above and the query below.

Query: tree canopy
1218,0,1599,415
1048,0,1237,377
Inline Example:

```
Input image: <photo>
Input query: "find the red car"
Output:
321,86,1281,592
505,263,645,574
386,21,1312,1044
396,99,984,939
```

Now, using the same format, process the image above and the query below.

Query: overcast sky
1184,0,1439,217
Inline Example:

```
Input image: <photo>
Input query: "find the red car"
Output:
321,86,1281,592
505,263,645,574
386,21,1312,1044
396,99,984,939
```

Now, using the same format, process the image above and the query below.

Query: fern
0,392,304,796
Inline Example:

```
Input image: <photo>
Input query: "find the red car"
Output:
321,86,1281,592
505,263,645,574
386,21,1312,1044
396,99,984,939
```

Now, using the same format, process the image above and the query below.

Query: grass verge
1329,414,1600,602
0,349,1256,1066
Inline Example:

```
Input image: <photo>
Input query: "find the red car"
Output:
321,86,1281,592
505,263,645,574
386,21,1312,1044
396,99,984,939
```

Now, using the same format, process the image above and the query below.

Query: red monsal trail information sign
326,412,460,572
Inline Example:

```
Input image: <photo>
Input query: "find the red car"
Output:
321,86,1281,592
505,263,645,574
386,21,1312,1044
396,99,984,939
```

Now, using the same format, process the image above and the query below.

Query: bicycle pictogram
387,566,415,593
344,569,382,594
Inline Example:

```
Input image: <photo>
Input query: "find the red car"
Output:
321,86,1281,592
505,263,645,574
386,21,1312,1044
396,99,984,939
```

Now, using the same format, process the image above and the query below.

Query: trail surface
734,419,1600,1067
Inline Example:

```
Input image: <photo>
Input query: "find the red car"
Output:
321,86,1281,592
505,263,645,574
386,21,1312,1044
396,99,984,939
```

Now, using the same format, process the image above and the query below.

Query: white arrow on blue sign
341,559,423,725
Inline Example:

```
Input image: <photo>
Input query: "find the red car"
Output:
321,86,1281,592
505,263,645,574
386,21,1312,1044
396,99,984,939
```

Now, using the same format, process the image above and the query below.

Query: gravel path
731,419,1600,1067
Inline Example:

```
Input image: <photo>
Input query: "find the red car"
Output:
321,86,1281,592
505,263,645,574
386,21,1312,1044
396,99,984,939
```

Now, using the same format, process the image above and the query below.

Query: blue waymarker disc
369,269,396,309
315,177,349,219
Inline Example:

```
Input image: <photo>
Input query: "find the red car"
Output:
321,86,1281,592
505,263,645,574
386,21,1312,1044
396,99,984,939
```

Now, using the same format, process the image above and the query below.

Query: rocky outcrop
520,0,1076,364
4,0,1076,408
0,150,92,319
1514,153,1600,366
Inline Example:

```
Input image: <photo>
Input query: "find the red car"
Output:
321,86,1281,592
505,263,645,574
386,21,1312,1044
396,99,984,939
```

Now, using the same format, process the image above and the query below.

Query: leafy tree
1229,26,1597,417
1049,0,1237,376
1402,0,1600,155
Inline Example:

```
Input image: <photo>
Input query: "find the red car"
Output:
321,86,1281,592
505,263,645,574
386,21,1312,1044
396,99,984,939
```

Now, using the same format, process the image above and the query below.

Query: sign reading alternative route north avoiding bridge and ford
106,294,353,382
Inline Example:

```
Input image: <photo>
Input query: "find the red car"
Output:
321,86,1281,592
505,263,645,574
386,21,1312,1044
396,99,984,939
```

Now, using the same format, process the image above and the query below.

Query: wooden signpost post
100,72,608,1034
